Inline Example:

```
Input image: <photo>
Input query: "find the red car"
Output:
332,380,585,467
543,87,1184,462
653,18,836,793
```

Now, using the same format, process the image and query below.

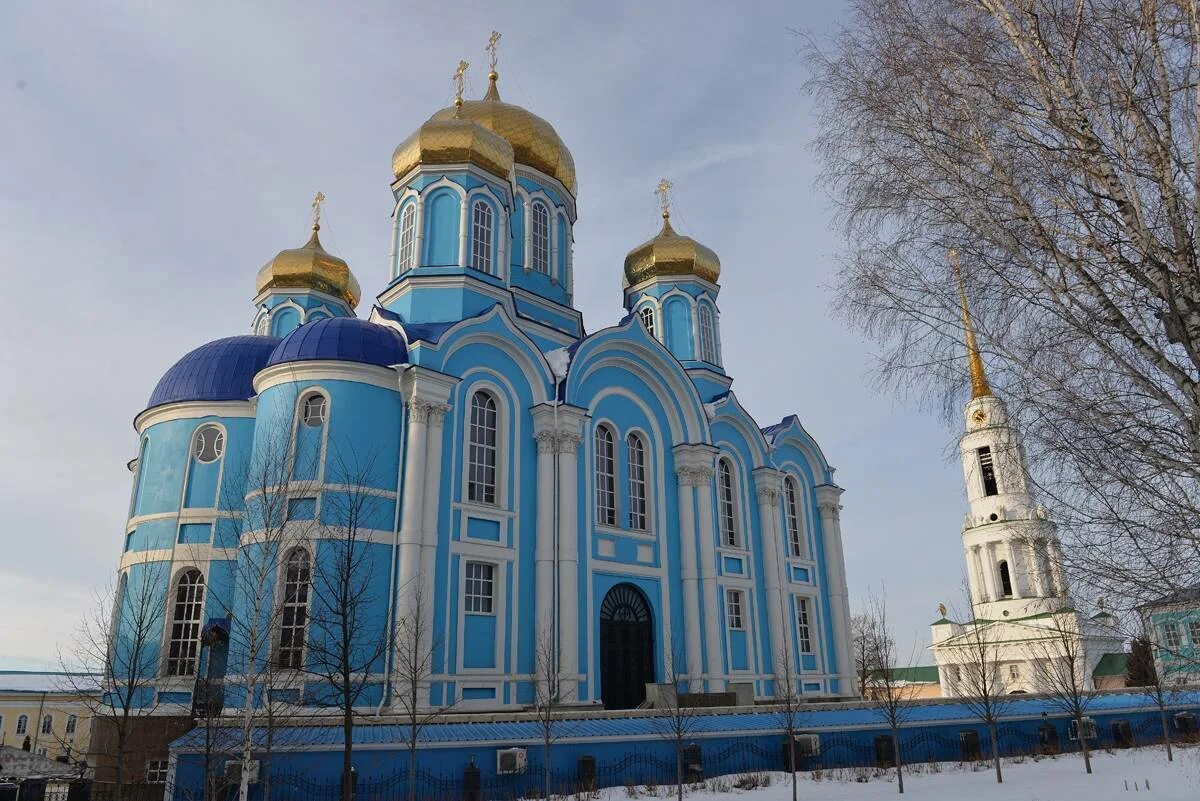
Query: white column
533,431,557,638
970,546,988,603
1006,541,1023,598
754,475,789,688
1025,541,1045,597
458,194,470,266
674,470,703,687
397,399,430,620
418,403,449,670
695,469,724,692
981,543,999,600
1048,539,1068,598
557,431,582,699
815,485,853,694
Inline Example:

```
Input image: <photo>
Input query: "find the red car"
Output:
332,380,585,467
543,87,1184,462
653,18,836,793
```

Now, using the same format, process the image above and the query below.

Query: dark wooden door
599,584,654,709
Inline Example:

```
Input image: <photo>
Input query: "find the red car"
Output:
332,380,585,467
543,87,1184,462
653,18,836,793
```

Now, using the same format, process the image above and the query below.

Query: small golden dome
255,225,361,309
428,72,577,195
392,114,515,181
624,214,721,287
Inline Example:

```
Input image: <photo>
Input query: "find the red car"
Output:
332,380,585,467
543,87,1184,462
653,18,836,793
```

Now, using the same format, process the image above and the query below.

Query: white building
930,255,1121,697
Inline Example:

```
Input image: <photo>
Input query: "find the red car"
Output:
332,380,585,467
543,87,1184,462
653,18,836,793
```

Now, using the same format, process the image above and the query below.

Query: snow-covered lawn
617,746,1199,801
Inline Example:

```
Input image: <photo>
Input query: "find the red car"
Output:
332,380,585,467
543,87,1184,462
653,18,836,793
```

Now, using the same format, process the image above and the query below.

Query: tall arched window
698,304,717,364
595,425,617,526
276,548,311,670
531,201,550,274
398,203,417,273
471,200,494,274
718,459,739,547
785,477,804,558
638,306,656,337
998,560,1013,597
166,569,205,676
41,714,52,735
16,715,28,735
627,433,648,531
468,391,498,505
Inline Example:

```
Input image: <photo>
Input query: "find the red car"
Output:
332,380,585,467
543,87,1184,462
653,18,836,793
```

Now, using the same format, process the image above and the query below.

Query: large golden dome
392,114,515,181
624,214,721,286
428,72,576,195
255,225,361,308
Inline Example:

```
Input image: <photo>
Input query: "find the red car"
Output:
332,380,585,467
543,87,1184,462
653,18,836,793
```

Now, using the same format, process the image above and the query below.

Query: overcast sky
0,0,968,671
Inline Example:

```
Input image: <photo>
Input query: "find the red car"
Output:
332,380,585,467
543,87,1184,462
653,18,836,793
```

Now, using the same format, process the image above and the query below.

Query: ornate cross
311,191,326,229
655,178,673,219
487,30,501,71
453,60,469,105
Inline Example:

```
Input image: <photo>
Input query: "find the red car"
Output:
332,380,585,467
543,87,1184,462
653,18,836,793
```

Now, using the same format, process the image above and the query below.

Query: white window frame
594,424,617,527
464,560,495,614
16,715,27,735
66,714,77,735
785,477,804,558
1164,621,1182,648
718,459,740,548
146,759,169,784
471,199,494,274
626,432,648,531
796,596,813,654
192,425,225,464
467,390,499,506
698,303,717,363
275,547,311,671
531,201,551,274
301,392,328,427
726,588,744,630
1189,619,1200,646
398,202,417,273
165,568,205,677
638,306,656,338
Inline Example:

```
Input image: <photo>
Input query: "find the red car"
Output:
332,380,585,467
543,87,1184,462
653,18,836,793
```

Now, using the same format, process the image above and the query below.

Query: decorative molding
756,486,779,505
675,465,714,487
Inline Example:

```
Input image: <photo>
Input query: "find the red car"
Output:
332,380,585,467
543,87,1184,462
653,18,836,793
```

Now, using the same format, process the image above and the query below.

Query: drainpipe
551,376,562,702
379,363,410,713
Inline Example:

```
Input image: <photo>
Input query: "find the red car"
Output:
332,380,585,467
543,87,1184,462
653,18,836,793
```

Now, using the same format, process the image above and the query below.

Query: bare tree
1027,616,1099,774
531,621,571,801
650,643,701,801
807,0,1200,610
305,450,391,801
948,595,1012,783
852,611,889,698
863,593,919,794
60,560,168,799
393,582,453,801
774,647,808,801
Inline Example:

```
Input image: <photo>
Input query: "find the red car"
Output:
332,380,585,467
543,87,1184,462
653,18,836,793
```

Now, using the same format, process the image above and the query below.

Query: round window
193,426,225,463
302,394,327,427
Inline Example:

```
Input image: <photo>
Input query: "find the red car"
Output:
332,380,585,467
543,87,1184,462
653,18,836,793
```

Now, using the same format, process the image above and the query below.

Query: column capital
556,431,583,454
675,465,713,487
401,365,458,408
534,430,558,454
814,483,844,515
755,485,779,505
408,398,450,424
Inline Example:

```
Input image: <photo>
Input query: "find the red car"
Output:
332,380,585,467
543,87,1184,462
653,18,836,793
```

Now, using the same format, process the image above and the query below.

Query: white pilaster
753,469,789,688
695,467,723,691
815,484,853,694
532,430,557,637
673,466,703,686
419,402,450,661
556,429,582,699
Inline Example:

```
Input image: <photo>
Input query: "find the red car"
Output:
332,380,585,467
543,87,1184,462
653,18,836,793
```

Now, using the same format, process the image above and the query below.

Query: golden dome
428,71,577,195
392,114,515,181
624,214,721,286
256,225,361,308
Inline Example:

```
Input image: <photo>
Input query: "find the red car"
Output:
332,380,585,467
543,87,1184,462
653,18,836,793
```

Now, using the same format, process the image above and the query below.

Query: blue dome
147,335,281,409
266,317,408,369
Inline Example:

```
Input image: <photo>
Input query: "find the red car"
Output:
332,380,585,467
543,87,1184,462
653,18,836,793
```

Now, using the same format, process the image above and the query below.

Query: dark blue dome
147,335,281,409
266,317,408,369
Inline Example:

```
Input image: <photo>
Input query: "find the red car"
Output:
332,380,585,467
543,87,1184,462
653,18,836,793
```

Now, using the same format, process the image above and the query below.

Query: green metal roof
871,665,941,683
1093,652,1128,677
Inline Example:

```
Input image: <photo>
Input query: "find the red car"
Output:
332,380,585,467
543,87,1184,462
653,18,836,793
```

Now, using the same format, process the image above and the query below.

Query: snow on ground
612,746,1199,801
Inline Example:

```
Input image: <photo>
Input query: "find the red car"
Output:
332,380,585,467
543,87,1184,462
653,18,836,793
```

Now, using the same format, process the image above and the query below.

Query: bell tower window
638,306,656,337
977,446,998,497
531,201,551,274
471,200,494,274
398,203,416,273
998,560,1013,597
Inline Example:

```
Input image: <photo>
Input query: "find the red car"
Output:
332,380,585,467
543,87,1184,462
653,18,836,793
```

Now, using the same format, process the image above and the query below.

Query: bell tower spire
950,250,992,399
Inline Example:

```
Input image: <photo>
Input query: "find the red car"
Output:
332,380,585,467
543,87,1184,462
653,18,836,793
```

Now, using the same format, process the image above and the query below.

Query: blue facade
111,66,855,773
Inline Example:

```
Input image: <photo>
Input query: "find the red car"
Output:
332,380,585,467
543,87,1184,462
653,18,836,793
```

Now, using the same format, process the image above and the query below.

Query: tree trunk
789,735,798,801
1078,717,1092,775
342,704,354,801
114,725,127,801
676,747,684,801
1159,706,1174,762
544,735,551,801
407,736,417,801
988,721,1002,783
892,730,904,794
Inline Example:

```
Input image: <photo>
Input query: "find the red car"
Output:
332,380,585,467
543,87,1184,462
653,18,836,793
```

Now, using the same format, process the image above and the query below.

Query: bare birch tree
950,603,1012,783
60,560,168,799
306,449,391,801
1027,616,1099,774
864,593,919,794
531,622,570,801
807,0,1200,610
852,611,889,699
774,647,808,801
393,582,453,801
650,643,701,801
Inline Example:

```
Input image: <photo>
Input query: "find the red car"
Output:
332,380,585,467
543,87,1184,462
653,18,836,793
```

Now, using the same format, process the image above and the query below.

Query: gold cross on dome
453,59,469,105
655,178,673,219
487,31,501,71
311,191,326,229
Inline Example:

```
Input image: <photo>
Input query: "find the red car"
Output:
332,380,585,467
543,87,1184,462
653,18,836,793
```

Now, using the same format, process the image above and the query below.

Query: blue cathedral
110,52,853,760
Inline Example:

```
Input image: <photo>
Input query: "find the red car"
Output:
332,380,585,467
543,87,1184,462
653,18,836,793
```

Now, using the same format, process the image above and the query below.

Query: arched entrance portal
599,583,655,709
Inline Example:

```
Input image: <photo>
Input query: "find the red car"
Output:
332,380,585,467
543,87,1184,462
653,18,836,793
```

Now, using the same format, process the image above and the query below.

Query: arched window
531,201,550,274
998,561,1013,597
66,715,77,734
627,433,648,531
256,314,269,335
302,393,327,427
165,569,205,676
595,425,617,526
638,306,656,337
276,548,311,670
16,715,28,735
718,459,739,547
785,477,804,558
698,304,717,364
398,203,417,273
467,391,498,505
41,714,52,735
471,199,494,274
192,425,224,464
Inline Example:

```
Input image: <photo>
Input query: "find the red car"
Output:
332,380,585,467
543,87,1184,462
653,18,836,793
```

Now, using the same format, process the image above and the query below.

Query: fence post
463,755,481,801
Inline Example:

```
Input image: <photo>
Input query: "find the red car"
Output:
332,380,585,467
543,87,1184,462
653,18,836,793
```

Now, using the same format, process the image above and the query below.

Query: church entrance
599,583,655,710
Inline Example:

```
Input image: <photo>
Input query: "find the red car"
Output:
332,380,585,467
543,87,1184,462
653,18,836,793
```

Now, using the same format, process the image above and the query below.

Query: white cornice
254,361,402,394
134,401,254,433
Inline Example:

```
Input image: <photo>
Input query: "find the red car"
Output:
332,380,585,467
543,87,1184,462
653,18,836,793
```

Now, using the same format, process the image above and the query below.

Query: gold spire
950,249,993,399
453,59,469,109
310,190,326,231
485,31,502,100
656,178,673,220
